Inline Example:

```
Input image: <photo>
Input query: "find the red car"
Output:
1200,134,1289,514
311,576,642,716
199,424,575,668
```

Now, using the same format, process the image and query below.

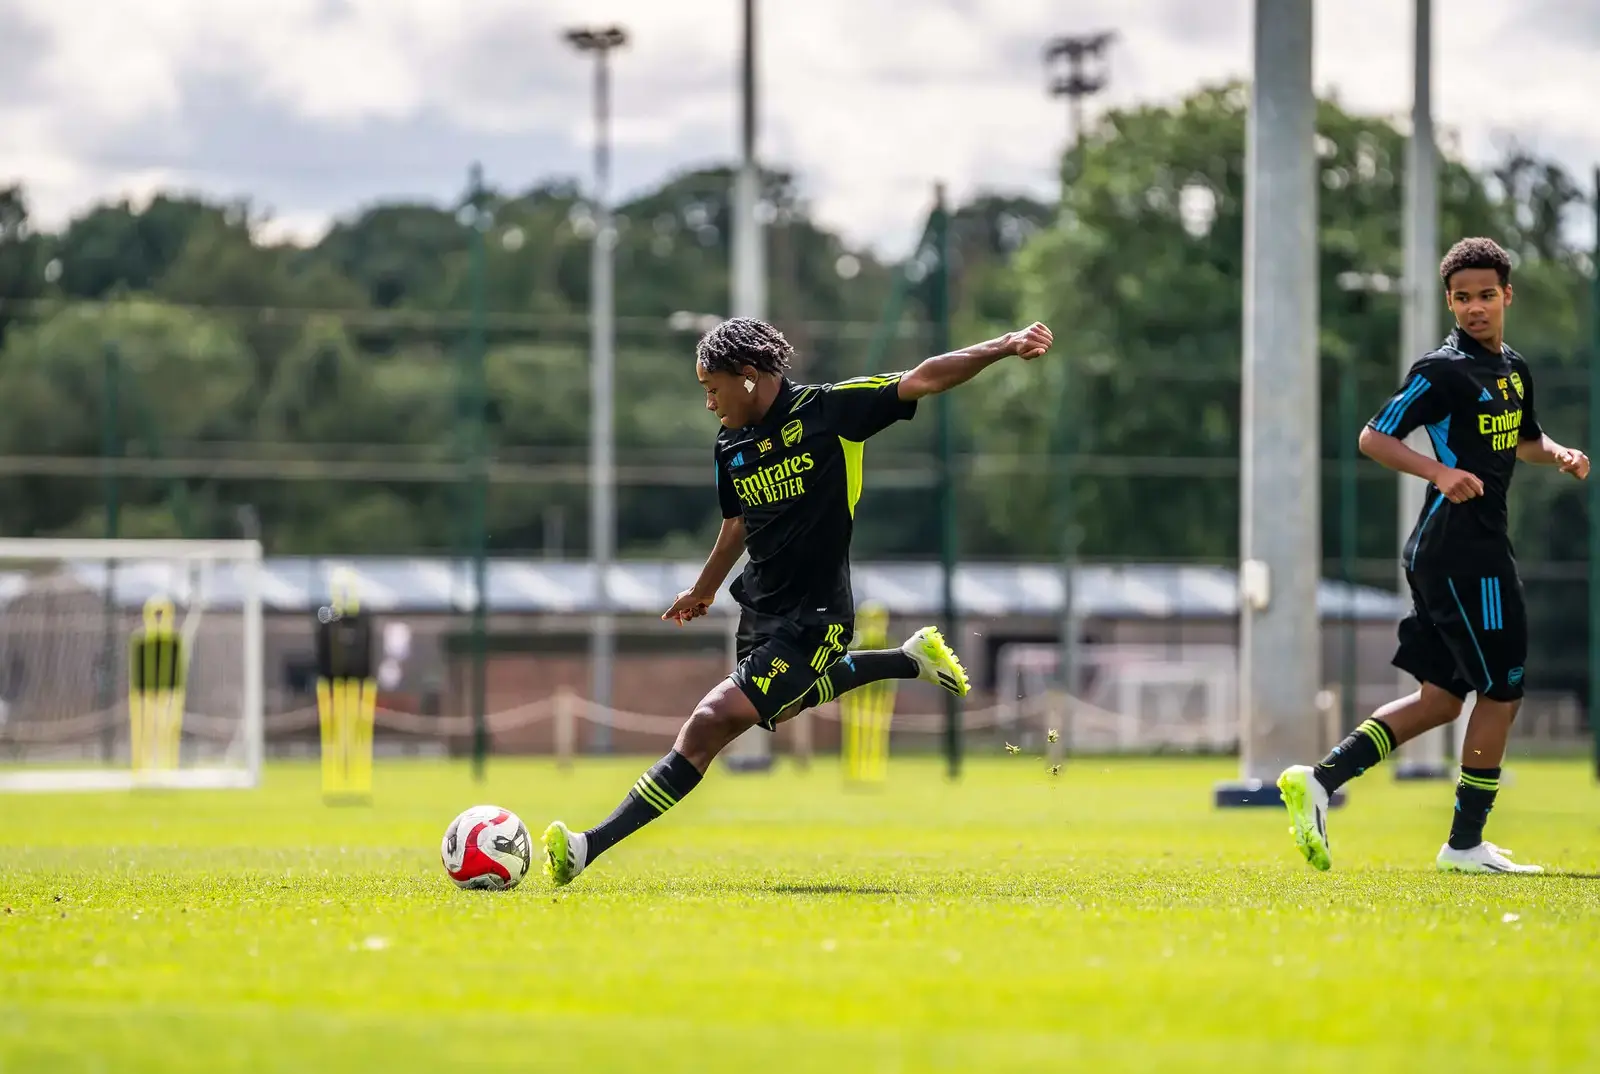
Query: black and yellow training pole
315,572,377,803
129,596,186,774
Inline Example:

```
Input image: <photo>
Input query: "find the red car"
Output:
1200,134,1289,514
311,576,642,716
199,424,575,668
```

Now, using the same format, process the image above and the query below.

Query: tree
313,203,473,310
53,195,238,300
0,299,254,537
965,83,1586,566
0,185,42,342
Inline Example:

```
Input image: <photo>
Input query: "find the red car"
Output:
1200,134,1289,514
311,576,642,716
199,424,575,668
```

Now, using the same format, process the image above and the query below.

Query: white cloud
0,0,1595,252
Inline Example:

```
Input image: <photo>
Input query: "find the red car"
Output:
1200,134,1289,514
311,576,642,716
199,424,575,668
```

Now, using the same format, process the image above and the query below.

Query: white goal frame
0,538,263,792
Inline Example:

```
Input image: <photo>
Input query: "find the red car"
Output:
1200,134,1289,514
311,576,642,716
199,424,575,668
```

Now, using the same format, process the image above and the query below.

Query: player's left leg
543,677,760,886
1435,572,1542,874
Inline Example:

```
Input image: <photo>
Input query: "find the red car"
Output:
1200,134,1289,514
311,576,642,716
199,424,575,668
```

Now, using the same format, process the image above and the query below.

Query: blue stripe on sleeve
1373,376,1430,434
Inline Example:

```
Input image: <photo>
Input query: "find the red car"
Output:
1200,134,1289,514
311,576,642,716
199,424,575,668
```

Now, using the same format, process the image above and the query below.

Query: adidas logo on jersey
1479,388,1494,402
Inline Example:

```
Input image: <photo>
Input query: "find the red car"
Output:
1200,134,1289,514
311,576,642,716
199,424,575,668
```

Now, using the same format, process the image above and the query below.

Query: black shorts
730,612,852,730
1394,568,1526,702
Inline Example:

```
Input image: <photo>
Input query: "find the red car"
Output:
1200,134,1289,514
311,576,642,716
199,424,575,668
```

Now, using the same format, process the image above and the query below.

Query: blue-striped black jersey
714,375,916,624
1368,328,1542,570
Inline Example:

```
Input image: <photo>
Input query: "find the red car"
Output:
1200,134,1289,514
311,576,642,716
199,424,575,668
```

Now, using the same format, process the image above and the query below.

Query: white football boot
1436,842,1543,874
1276,764,1332,871
541,821,590,886
900,626,970,696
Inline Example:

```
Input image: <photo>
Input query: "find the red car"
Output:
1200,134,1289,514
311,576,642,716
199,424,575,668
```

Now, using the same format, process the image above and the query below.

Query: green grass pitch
2,755,1599,1073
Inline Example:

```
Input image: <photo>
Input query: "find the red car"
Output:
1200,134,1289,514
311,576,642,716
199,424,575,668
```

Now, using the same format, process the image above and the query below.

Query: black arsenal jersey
715,374,917,624
1368,328,1543,571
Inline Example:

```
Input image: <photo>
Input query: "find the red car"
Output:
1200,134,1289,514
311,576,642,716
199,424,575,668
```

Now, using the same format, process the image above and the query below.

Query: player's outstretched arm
896,322,1053,401
1516,434,1590,479
663,516,746,625
1358,427,1485,503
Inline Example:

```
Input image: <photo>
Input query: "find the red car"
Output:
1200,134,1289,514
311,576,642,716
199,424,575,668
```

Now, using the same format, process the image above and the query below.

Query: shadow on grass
768,883,907,896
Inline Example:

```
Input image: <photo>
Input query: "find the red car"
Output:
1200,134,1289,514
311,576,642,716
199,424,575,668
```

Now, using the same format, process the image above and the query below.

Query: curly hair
695,317,794,376
1440,237,1512,288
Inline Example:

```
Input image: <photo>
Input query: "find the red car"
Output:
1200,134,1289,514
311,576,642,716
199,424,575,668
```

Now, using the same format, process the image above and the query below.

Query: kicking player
541,317,1055,885
1279,237,1588,874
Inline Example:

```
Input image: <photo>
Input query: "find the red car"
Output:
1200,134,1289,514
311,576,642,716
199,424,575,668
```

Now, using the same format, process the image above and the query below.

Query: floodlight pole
732,0,766,322
566,26,627,747
931,185,959,780
1045,32,1115,151
1394,0,1449,780
721,0,776,774
465,163,490,782
1589,165,1600,780
1044,32,1112,745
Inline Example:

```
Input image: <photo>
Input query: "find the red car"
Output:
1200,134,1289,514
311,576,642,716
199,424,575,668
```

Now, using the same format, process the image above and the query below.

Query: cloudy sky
2,0,1597,254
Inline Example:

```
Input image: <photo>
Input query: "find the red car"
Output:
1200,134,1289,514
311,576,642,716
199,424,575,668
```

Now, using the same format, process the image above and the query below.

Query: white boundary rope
0,689,1129,748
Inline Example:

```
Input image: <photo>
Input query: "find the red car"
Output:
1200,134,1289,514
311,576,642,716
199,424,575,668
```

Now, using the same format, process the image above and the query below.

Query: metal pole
467,163,490,782
98,342,121,764
1589,165,1600,779
1056,322,1078,758
932,185,960,780
732,0,765,321
1223,0,1319,803
1340,361,1359,735
590,45,618,744
721,0,774,773
1394,0,1448,778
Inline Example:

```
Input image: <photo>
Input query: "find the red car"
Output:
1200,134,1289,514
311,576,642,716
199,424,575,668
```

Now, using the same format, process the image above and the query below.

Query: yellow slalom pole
317,570,375,805
129,597,186,778
842,602,896,786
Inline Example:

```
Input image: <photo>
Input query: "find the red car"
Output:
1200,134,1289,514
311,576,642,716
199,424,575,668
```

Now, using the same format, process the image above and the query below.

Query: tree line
0,83,1592,595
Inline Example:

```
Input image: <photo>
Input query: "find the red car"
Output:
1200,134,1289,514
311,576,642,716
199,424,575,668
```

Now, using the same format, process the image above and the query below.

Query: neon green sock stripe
631,779,669,813
1459,772,1499,791
639,773,677,807
633,776,675,813
1357,720,1392,759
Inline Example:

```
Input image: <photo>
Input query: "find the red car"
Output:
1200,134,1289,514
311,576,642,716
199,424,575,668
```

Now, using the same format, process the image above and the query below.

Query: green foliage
0,121,1590,581
975,83,1592,569
0,185,43,341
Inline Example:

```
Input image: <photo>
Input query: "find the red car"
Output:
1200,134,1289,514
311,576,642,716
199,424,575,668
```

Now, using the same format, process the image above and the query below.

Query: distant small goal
0,539,263,792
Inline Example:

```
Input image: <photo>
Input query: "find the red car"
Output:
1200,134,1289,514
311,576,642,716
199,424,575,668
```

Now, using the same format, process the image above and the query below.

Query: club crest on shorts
781,419,803,447
1508,666,1524,686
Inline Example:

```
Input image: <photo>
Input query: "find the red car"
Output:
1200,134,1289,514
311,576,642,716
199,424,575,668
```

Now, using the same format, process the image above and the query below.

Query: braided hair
1440,237,1512,288
695,317,794,377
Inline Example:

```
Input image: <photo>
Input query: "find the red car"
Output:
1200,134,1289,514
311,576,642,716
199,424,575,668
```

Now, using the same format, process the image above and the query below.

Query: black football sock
583,750,704,862
807,650,918,705
1313,717,1397,794
1448,766,1501,850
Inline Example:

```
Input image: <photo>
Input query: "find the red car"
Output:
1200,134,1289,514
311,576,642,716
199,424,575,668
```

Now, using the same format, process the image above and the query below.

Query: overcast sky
2,0,1597,254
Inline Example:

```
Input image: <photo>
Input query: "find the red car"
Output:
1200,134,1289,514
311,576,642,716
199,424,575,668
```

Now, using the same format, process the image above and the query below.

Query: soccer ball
441,805,532,891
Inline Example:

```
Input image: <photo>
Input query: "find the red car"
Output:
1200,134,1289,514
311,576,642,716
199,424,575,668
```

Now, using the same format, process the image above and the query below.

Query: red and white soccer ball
441,805,532,891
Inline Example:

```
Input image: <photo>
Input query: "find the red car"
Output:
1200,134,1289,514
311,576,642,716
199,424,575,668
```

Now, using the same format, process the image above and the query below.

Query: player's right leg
542,677,760,887
814,625,971,702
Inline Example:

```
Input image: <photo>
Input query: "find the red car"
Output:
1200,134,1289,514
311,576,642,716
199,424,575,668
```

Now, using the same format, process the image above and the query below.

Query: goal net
995,642,1238,753
0,539,262,792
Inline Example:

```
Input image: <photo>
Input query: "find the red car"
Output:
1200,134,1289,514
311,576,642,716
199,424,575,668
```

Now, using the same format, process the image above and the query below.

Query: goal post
0,538,263,792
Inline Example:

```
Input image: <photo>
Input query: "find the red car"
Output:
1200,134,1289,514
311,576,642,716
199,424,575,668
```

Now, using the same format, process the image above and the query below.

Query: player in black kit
1279,237,1589,874
542,317,1055,885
